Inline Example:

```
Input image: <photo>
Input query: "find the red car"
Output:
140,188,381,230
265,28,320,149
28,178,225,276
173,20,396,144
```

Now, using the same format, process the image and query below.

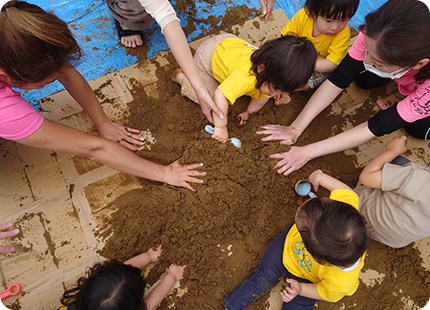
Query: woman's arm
359,135,407,189
257,80,343,144
16,119,205,191
57,65,144,151
162,20,223,123
270,122,376,176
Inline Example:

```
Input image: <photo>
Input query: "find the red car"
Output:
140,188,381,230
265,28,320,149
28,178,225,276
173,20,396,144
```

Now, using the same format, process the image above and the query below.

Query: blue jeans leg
390,155,411,166
222,228,317,310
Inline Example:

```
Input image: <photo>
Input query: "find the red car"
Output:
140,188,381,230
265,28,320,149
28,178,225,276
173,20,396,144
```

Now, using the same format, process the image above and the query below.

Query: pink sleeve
348,31,366,62
0,83,44,140
397,79,430,122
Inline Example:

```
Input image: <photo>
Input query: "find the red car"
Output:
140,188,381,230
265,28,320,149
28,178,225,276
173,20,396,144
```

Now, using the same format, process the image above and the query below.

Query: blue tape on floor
21,0,386,110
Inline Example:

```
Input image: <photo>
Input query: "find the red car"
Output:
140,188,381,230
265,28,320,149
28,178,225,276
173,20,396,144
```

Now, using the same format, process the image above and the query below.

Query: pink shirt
349,32,430,122
0,82,44,140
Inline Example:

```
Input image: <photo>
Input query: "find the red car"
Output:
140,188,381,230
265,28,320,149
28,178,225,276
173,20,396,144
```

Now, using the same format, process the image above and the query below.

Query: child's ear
257,64,265,73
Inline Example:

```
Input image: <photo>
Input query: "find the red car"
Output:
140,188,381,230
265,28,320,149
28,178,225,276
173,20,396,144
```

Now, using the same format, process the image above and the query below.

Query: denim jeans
222,227,317,310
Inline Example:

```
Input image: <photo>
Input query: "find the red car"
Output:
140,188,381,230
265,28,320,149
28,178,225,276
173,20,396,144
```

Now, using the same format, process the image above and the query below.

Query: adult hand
147,244,163,263
164,160,206,191
258,0,276,23
256,124,300,145
280,279,301,303
270,146,310,176
99,121,144,151
168,264,186,282
385,135,407,154
196,88,224,124
0,223,19,254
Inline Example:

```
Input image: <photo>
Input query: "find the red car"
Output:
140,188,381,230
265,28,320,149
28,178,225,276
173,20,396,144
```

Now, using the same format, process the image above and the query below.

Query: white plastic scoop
295,180,317,198
204,125,242,148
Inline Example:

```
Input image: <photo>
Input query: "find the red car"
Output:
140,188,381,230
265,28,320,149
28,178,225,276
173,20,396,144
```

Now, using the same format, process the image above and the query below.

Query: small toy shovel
0,284,21,300
204,125,242,148
295,180,317,198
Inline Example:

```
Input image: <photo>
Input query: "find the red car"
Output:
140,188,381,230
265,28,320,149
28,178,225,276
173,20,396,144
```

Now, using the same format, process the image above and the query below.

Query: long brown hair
0,1,81,86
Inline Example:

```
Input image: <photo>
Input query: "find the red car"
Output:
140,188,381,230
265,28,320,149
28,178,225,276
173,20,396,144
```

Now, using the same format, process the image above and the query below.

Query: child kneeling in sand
172,34,316,143
59,245,185,310
222,170,370,310
356,135,430,248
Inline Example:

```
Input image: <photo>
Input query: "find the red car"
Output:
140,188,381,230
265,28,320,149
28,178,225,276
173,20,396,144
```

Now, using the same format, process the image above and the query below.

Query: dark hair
305,0,359,20
0,1,81,86
250,35,316,93
61,260,147,310
296,197,371,267
365,0,430,84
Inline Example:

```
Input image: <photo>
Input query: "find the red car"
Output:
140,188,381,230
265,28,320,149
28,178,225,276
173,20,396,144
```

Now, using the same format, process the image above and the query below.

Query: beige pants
180,33,237,103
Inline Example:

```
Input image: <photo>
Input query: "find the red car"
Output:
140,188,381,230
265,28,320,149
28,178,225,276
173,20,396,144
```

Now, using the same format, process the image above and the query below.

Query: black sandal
114,19,145,48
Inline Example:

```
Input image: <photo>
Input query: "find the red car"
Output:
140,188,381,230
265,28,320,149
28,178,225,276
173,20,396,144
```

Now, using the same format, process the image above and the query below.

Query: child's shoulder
329,189,359,210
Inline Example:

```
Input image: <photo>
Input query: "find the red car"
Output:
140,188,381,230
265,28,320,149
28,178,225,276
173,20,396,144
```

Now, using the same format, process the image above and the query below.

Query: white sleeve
137,0,180,32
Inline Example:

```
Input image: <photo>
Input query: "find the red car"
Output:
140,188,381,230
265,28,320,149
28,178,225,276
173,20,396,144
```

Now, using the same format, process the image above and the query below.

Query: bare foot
376,99,388,110
171,68,186,84
121,34,143,48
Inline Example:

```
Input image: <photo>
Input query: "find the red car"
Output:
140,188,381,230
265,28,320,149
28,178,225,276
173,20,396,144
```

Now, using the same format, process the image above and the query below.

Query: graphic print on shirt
410,85,430,117
293,241,312,273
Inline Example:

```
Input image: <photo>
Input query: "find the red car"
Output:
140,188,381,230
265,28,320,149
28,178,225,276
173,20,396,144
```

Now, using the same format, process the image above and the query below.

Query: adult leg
355,71,391,90
104,0,153,47
222,229,290,310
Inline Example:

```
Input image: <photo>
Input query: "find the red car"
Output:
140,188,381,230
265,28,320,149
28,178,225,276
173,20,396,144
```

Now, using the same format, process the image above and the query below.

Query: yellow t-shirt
282,189,365,302
211,37,268,104
281,9,350,66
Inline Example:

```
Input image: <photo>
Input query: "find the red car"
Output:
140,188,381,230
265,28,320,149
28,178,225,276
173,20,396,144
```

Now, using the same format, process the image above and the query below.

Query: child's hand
385,135,407,155
212,126,229,143
237,111,250,126
168,264,186,282
280,279,301,303
147,245,163,263
273,93,291,105
309,169,324,192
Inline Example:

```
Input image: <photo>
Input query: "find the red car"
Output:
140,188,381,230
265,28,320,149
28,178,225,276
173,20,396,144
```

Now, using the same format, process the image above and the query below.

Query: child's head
305,0,359,37
250,35,316,97
295,197,370,268
0,1,81,88
305,0,359,21
364,0,430,84
61,260,147,310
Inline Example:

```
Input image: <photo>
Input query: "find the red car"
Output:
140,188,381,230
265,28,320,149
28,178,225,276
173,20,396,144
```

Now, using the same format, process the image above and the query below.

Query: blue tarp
22,0,386,109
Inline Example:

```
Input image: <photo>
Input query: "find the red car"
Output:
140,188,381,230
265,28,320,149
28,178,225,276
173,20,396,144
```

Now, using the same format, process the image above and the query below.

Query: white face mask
363,62,411,80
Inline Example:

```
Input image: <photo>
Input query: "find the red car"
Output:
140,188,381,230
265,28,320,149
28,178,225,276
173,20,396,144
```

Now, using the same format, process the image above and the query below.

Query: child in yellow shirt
172,34,316,142
282,0,360,89
223,170,370,310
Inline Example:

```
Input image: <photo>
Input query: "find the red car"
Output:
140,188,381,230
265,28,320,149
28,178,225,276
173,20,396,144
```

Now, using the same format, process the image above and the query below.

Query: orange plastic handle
0,284,21,300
